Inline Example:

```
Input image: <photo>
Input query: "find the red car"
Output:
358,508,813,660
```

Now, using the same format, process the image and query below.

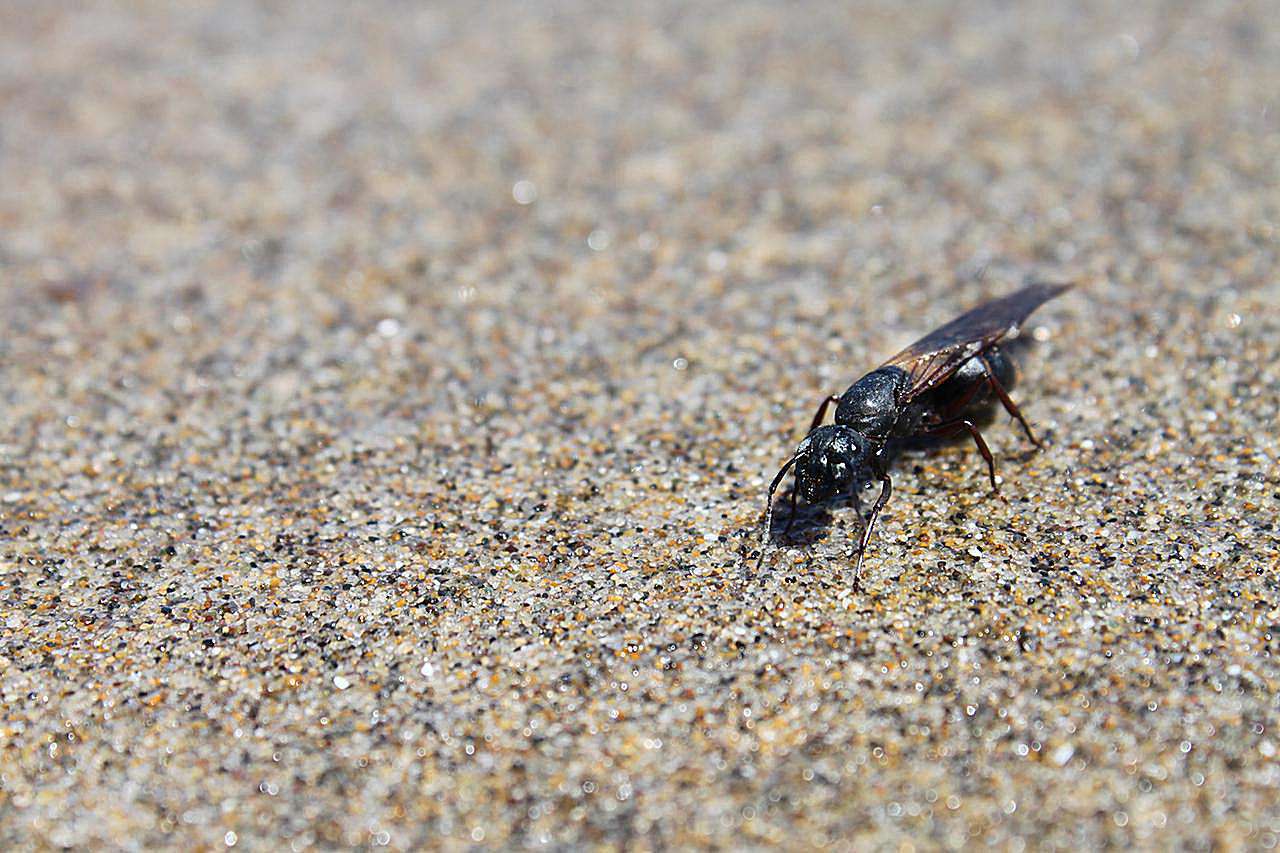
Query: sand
2,1,1279,849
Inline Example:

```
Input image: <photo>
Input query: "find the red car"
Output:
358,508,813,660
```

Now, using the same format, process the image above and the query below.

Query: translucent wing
882,282,1072,401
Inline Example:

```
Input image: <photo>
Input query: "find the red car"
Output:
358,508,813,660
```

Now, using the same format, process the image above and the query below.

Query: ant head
792,425,872,504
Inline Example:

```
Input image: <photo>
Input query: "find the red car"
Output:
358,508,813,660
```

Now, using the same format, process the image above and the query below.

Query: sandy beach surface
3,1,1279,848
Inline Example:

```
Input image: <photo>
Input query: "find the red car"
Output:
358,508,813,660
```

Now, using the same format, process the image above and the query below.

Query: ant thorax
834,367,911,441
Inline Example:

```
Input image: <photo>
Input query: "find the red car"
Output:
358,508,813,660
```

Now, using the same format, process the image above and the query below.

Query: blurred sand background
2,0,1279,848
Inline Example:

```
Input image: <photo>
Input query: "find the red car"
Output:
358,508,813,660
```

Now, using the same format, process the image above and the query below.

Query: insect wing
882,282,1071,400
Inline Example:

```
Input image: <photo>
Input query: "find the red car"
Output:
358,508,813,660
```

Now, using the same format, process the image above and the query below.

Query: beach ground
2,1,1279,848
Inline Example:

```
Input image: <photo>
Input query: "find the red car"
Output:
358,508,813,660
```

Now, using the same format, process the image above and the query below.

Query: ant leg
958,419,1000,495
922,418,1000,496
854,471,892,587
808,394,842,434
980,355,1042,448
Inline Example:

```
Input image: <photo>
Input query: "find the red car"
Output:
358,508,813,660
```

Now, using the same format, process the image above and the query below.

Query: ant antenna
756,455,798,571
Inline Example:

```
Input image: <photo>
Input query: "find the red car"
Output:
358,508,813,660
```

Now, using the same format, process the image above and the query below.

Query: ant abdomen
929,345,1017,415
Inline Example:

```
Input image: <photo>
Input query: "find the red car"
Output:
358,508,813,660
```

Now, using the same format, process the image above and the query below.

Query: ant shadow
767,487,858,547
